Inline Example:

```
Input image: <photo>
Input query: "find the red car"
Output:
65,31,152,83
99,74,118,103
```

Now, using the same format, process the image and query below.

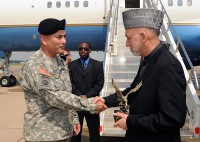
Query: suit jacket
68,58,104,98
104,44,187,142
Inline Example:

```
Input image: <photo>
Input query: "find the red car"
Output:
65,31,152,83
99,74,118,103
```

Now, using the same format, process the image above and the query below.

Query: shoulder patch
39,68,51,77
38,74,52,89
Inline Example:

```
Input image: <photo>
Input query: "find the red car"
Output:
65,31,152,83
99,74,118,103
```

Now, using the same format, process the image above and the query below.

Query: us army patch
38,74,52,89
38,68,52,89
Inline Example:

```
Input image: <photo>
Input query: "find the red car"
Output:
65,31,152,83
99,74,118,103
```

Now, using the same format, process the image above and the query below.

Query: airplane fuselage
161,0,200,66
0,0,109,51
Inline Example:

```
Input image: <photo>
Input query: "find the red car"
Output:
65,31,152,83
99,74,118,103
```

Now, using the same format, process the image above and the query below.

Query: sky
10,51,105,62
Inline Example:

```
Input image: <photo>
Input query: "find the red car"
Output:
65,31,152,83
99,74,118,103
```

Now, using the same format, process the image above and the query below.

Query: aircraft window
56,1,61,8
187,0,192,6
74,1,79,7
168,0,173,6
177,0,183,6
83,1,88,7
65,1,70,7
47,1,52,8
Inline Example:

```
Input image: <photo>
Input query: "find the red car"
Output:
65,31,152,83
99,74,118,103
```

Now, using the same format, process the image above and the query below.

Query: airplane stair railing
143,0,200,139
100,0,141,136
100,0,119,135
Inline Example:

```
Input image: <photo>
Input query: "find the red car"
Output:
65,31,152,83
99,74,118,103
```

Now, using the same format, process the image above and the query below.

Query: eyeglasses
61,54,68,57
79,47,90,51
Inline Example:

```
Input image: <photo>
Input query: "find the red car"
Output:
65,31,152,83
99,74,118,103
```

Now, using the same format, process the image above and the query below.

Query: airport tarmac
0,64,200,142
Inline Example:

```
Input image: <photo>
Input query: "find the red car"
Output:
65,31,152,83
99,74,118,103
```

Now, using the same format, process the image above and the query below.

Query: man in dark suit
94,9,187,142
69,41,104,142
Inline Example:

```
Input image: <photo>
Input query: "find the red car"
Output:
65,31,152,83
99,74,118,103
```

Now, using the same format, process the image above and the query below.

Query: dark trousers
71,111,100,142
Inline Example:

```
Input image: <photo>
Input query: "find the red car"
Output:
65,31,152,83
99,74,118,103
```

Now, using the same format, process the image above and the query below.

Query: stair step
109,64,139,72
110,56,140,64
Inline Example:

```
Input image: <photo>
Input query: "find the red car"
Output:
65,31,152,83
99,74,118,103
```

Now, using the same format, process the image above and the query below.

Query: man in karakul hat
19,18,107,142
94,8,187,142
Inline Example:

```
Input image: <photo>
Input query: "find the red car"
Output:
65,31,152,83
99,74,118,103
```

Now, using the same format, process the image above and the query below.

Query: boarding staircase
100,0,200,139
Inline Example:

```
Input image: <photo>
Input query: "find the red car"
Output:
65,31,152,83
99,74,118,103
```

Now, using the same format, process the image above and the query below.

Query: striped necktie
82,62,87,70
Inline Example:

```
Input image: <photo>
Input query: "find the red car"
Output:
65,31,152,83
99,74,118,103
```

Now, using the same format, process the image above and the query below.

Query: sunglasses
79,47,90,51
60,54,69,60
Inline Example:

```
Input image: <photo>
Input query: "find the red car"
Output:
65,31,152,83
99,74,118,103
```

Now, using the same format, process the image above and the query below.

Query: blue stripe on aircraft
0,51,5,58
170,25,200,54
0,26,107,51
170,25,200,68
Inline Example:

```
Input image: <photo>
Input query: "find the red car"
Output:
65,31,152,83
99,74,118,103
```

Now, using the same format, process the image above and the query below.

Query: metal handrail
103,0,120,85
148,0,199,89
100,0,115,134
102,0,115,98
104,0,113,53
114,0,120,38
109,0,120,55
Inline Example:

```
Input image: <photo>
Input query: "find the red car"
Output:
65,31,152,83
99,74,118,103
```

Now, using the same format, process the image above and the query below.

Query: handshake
89,79,130,130
92,96,106,114
92,96,128,130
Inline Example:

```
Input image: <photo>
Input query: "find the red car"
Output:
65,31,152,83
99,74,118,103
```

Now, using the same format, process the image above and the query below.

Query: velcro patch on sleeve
39,68,51,77
38,74,52,89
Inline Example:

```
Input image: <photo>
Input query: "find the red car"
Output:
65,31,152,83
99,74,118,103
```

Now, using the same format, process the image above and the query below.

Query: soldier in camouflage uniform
19,18,106,142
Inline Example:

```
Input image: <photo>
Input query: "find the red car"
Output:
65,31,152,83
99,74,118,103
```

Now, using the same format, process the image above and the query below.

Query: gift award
112,78,142,122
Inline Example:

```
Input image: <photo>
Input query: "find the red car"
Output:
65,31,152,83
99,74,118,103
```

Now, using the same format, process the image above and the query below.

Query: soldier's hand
93,96,105,104
113,112,128,130
73,123,81,136
96,101,107,113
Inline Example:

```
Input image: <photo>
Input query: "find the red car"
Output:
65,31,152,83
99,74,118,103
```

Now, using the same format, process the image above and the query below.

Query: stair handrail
103,0,120,97
144,0,199,89
100,0,115,135
102,0,113,100
100,0,121,135
110,0,120,55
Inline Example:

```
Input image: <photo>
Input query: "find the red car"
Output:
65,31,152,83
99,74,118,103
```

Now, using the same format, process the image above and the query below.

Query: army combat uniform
19,49,97,141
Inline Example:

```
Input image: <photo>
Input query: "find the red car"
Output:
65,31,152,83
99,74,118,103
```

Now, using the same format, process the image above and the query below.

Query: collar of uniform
38,48,60,75
39,49,58,66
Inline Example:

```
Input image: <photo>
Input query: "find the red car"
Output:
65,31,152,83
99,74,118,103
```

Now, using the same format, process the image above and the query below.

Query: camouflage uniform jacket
19,49,97,141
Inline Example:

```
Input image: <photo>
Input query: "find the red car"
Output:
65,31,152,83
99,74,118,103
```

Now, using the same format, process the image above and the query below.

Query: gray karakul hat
122,9,164,30
38,18,66,35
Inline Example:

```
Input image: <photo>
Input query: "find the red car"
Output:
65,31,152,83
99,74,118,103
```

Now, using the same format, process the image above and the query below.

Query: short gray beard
132,52,140,56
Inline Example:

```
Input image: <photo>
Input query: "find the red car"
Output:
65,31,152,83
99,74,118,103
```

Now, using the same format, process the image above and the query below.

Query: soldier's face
45,30,66,57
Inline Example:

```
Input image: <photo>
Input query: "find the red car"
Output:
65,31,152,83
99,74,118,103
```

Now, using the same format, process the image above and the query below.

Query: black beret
38,18,66,35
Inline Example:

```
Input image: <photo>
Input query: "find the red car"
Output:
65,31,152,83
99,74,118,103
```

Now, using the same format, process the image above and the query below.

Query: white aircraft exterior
0,0,109,25
0,0,110,87
159,0,200,68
